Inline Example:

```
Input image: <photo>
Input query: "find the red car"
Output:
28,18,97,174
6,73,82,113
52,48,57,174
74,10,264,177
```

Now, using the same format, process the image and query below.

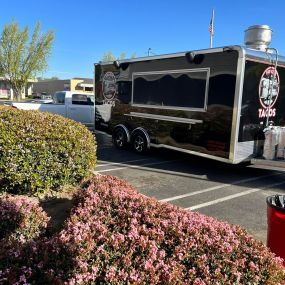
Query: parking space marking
95,130,112,137
97,163,212,180
186,180,285,211
97,159,181,173
159,173,282,202
96,158,152,167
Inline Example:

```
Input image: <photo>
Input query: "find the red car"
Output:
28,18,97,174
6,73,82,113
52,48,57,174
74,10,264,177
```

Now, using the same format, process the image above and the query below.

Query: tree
101,51,136,62
102,51,115,62
0,21,54,101
37,76,59,81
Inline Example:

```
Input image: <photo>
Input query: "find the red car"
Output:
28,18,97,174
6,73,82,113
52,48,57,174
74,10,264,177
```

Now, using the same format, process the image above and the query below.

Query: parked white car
11,91,95,129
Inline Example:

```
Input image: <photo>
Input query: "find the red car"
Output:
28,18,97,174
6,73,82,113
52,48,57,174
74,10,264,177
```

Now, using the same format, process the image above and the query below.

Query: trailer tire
113,127,129,149
132,130,149,154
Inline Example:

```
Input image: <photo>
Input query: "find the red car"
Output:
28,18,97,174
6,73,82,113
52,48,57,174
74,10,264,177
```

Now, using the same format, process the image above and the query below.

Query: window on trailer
132,68,209,111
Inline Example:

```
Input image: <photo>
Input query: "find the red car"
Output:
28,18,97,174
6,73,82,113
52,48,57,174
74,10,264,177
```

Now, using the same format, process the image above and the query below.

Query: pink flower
1,174,284,284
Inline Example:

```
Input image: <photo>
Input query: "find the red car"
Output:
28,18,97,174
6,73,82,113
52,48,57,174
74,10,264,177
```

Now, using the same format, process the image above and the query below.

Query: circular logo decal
102,72,116,101
259,67,280,109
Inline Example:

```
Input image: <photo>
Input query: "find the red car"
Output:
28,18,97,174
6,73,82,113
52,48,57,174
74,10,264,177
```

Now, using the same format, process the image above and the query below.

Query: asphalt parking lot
95,131,285,244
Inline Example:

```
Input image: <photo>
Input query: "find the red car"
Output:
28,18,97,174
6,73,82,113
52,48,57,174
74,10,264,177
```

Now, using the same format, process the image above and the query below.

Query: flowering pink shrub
0,175,284,284
0,195,50,243
0,195,51,284
58,175,285,284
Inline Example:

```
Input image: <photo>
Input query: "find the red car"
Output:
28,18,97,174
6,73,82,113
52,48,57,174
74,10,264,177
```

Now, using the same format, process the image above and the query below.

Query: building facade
32,78,93,96
0,77,34,100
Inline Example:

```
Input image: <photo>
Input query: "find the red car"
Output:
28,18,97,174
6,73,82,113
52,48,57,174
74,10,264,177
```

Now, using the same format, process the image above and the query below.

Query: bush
0,107,97,196
61,175,285,284
0,194,50,244
1,175,284,284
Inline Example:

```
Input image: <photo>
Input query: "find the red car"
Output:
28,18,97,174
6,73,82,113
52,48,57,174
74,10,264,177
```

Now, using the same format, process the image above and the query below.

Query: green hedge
0,107,96,196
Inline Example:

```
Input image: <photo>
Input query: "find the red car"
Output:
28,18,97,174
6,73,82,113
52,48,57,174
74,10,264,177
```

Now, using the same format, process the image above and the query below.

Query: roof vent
244,25,272,51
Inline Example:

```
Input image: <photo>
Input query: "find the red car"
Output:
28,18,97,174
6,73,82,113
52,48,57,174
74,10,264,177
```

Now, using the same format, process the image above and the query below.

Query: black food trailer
94,25,285,164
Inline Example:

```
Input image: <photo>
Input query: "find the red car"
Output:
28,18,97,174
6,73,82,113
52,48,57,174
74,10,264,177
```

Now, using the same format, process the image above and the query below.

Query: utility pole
147,48,152,56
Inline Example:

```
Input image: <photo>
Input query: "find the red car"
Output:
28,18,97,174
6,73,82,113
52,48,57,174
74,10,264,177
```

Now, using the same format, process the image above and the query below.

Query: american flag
209,9,214,35
209,20,213,34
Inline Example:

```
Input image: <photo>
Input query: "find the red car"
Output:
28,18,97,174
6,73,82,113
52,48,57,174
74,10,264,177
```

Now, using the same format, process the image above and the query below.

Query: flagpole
210,8,214,48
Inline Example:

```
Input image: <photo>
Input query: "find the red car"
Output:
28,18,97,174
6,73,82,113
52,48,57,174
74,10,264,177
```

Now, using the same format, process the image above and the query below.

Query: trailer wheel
132,131,149,154
113,127,128,149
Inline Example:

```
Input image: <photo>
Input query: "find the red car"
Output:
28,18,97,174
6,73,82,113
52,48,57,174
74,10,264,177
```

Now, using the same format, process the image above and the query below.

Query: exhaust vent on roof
244,25,272,51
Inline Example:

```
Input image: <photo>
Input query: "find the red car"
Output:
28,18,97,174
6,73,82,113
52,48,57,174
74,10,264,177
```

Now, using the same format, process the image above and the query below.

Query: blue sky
1,0,285,79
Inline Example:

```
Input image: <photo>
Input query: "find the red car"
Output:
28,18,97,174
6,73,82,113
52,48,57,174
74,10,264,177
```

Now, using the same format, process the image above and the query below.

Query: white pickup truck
11,91,95,129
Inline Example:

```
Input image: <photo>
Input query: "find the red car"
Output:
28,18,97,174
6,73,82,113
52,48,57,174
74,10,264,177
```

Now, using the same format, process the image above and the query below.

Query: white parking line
95,130,112,137
97,162,212,180
187,180,285,211
96,158,151,167
97,159,180,173
159,173,282,202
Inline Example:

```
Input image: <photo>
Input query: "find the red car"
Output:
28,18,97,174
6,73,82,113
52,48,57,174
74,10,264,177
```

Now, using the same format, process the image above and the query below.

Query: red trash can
267,195,285,266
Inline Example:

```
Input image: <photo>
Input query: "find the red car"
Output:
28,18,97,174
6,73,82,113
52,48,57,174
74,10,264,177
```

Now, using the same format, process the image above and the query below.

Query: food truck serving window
132,68,209,111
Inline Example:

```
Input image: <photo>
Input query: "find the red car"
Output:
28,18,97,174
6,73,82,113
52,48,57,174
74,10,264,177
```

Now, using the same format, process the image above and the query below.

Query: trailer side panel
95,50,239,160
